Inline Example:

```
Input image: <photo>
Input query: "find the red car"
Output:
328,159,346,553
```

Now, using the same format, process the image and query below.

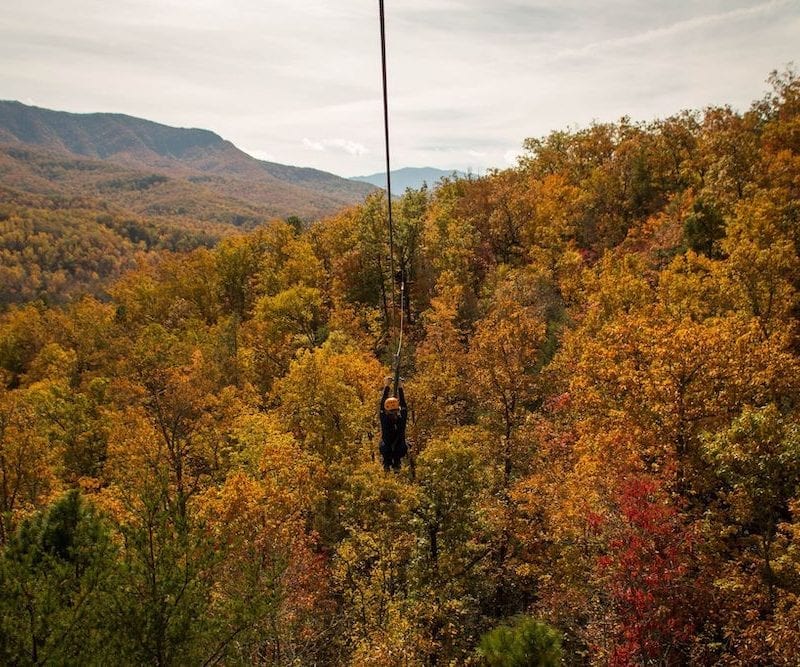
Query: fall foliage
2,69,800,664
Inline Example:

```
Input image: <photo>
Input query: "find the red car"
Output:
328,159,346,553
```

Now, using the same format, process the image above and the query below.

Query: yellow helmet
384,396,400,412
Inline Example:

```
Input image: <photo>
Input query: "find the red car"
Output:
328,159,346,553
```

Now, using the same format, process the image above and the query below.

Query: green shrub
478,616,563,667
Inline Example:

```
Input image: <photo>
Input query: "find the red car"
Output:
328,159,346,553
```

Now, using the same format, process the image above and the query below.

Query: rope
392,280,404,395
395,280,405,359
379,0,404,398
378,0,396,319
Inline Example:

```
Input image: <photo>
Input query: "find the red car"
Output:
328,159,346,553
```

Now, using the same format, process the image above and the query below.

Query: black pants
380,441,406,471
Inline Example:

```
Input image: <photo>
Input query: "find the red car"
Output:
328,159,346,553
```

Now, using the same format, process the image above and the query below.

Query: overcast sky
2,1,798,176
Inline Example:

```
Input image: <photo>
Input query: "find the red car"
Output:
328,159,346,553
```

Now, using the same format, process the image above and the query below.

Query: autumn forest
1,69,800,665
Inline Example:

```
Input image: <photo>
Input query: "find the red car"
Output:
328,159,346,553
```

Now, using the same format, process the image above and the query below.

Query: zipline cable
392,280,404,394
378,0,395,309
378,0,404,397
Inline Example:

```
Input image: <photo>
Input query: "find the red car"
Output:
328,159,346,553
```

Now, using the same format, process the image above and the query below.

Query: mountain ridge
351,166,469,192
0,100,376,220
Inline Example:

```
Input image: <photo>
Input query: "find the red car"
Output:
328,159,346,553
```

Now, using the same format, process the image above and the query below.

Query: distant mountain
0,100,376,220
351,167,468,192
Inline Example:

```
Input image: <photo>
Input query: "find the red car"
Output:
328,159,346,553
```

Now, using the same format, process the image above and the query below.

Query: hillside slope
0,100,376,219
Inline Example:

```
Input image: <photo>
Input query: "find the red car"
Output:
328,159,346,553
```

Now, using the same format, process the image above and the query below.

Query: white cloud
1,0,797,175
550,0,791,62
504,149,519,166
303,137,369,156
244,148,276,162
328,138,370,156
302,137,325,151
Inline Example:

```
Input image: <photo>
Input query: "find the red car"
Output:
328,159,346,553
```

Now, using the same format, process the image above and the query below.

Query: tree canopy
2,68,800,665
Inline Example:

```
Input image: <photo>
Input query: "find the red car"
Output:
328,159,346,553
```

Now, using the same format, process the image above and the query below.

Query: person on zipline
379,375,407,472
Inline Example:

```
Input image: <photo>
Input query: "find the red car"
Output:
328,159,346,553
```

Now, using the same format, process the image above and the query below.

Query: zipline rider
379,375,407,472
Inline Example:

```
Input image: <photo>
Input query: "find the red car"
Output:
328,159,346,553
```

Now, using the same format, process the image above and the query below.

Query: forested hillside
0,101,376,218
0,102,377,305
0,184,244,306
1,69,799,665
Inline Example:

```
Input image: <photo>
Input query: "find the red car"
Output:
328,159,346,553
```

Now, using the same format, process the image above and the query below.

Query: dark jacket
379,386,407,457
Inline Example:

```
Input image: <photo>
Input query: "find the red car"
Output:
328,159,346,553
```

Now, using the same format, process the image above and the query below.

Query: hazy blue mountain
351,166,468,192
0,100,375,219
